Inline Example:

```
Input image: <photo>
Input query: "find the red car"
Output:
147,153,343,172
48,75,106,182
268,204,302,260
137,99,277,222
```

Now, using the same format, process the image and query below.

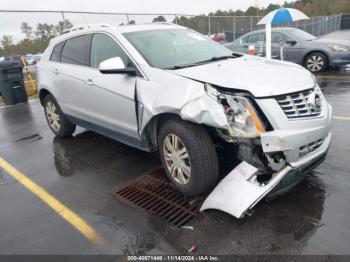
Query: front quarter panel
136,65,228,134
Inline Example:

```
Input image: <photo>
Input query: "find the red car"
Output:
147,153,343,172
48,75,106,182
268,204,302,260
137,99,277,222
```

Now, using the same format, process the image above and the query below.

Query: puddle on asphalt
317,70,350,96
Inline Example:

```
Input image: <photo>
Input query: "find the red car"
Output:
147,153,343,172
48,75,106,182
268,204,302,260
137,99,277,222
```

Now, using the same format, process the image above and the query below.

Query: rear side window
50,42,64,62
90,33,130,68
61,35,90,66
242,33,265,44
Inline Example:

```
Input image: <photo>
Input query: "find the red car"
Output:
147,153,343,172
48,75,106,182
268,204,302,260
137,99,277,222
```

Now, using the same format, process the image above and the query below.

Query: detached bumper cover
200,132,332,219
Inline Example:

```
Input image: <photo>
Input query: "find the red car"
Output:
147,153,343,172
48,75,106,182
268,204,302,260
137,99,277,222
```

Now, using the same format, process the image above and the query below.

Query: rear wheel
44,94,76,138
158,119,219,196
304,52,328,73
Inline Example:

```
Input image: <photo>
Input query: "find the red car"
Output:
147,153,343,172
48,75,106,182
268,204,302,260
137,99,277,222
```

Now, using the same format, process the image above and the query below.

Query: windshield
286,28,316,41
124,29,234,69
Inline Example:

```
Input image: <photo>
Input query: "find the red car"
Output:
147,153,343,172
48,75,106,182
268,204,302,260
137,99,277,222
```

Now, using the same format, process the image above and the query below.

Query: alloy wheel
163,134,191,185
307,55,325,72
46,101,61,132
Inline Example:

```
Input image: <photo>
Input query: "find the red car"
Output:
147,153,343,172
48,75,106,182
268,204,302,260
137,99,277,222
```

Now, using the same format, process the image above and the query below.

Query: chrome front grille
275,88,321,119
299,138,325,158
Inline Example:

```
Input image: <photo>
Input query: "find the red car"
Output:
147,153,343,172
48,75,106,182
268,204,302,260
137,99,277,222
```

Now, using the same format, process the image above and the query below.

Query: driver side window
271,32,294,43
90,33,130,68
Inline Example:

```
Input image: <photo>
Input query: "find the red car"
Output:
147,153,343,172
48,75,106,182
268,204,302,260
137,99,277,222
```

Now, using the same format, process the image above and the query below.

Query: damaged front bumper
200,132,331,219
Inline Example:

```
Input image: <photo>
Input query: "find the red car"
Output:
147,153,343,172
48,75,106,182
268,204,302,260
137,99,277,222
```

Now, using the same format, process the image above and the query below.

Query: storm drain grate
112,168,203,227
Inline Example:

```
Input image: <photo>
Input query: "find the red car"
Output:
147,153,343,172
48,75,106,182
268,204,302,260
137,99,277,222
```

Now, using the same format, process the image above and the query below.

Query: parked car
25,54,35,65
0,56,12,63
25,54,42,65
224,27,350,73
33,54,42,64
37,24,332,211
10,55,23,64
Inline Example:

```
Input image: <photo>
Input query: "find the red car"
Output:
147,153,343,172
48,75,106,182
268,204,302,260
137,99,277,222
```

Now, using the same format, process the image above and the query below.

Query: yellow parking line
0,157,105,246
334,116,350,121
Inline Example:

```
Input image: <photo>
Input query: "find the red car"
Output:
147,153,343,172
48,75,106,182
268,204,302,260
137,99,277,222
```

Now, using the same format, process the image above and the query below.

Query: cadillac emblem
308,92,322,112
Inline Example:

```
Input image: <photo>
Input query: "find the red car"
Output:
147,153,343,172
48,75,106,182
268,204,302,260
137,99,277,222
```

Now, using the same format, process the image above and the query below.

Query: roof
246,27,299,34
49,22,184,44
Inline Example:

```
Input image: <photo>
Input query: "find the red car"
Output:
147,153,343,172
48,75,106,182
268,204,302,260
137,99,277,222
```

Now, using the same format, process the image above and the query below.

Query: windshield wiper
169,53,240,70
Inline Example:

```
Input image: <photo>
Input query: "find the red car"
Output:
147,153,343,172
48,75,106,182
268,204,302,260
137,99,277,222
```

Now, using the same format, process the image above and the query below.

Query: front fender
136,66,228,135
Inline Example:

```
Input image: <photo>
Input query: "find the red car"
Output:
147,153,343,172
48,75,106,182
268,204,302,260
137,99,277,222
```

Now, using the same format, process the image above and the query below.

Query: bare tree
21,22,34,40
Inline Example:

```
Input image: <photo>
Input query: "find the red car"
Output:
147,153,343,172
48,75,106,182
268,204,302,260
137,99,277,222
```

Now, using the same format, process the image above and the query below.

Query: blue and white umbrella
257,8,309,25
257,8,309,59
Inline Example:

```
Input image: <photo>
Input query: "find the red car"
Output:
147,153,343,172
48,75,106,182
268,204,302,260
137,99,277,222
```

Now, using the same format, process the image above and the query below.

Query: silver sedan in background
224,27,350,73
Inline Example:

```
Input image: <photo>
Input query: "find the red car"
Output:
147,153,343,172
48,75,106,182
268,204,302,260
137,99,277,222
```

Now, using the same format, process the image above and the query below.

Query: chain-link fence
0,10,344,44
200,14,342,42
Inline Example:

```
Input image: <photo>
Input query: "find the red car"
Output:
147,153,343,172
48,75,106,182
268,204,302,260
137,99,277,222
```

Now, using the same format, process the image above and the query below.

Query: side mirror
99,57,136,75
286,40,297,46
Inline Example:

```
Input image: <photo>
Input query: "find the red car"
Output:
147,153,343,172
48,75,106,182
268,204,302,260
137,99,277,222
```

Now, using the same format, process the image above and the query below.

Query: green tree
152,15,167,22
35,23,57,41
1,35,14,47
55,19,73,34
1,35,16,55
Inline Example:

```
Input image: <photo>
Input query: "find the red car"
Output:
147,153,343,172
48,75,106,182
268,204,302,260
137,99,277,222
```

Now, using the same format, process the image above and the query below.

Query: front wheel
158,119,219,197
304,52,328,73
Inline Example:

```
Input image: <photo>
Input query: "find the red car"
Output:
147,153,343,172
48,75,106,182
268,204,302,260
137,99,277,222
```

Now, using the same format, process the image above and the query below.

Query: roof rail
151,22,177,25
62,23,113,34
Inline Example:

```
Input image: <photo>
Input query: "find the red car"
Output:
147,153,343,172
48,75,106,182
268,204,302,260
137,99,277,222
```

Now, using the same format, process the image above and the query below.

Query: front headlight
328,44,350,52
205,83,265,138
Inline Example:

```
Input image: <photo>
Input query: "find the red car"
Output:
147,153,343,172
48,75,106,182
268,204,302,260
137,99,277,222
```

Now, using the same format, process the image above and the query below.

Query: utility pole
61,11,66,22
255,0,260,17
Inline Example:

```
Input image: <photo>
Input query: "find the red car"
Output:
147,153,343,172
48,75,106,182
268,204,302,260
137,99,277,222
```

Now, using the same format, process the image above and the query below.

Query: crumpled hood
172,56,316,97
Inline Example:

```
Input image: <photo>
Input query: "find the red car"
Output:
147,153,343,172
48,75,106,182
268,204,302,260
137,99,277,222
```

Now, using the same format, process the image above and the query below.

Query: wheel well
142,113,181,150
142,113,222,152
303,51,329,67
39,89,51,106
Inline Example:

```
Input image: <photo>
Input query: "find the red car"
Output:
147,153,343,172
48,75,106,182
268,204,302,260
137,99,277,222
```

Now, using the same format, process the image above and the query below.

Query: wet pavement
0,69,350,255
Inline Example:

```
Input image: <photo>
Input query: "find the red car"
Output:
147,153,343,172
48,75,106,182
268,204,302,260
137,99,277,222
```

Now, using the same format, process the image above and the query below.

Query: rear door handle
86,79,94,86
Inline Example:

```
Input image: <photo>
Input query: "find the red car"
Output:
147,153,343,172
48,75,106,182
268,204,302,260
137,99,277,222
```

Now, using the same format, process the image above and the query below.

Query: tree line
0,20,73,56
1,0,349,56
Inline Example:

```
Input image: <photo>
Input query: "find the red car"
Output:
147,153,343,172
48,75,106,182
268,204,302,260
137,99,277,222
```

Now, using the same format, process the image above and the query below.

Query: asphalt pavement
0,69,349,255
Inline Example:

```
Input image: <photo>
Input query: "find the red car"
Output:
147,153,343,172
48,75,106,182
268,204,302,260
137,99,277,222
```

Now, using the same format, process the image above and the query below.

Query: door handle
86,79,94,86
52,69,60,75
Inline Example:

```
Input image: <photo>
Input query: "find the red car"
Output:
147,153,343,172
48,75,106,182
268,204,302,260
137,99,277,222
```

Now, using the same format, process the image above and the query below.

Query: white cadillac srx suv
37,23,332,213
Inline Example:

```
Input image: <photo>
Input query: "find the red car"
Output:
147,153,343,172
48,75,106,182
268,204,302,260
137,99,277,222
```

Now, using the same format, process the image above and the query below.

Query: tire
304,52,328,73
43,94,76,138
158,119,219,196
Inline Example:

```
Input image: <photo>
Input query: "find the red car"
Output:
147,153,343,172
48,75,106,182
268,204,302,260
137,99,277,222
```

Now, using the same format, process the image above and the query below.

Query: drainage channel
112,168,203,227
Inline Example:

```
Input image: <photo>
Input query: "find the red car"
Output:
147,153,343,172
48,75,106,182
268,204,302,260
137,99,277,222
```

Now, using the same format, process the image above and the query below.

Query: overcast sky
0,0,288,42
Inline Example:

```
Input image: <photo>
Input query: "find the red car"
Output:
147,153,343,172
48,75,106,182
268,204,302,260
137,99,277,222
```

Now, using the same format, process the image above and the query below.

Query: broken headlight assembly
205,83,265,140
